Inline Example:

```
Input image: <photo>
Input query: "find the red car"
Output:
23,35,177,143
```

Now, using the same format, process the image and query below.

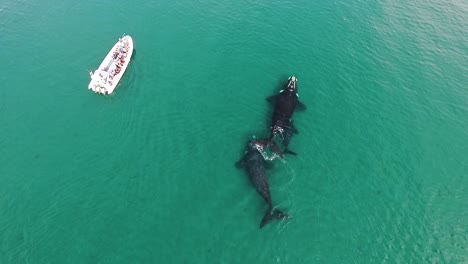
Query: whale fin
284,148,297,156
296,101,307,111
260,207,288,228
289,123,299,134
264,161,274,170
267,140,284,159
235,157,246,168
266,95,277,103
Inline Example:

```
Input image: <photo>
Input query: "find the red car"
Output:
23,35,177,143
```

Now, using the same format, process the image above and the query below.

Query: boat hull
88,35,134,95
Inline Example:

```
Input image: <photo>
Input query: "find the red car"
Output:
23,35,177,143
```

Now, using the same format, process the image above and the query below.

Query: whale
267,76,306,155
236,139,288,228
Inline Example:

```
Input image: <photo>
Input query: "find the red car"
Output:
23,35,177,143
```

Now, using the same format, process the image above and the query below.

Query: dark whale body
236,139,288,228
267,76,305,155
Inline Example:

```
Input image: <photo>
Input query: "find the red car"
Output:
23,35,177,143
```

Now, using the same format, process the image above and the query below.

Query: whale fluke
260,207,288,228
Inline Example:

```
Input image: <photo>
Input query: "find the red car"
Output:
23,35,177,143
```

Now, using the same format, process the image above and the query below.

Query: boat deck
88,35,133,95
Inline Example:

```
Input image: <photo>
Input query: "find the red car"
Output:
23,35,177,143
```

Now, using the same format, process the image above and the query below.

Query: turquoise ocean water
1,0,467,263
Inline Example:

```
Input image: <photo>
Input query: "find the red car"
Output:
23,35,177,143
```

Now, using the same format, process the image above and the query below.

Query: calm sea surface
0,0,467,263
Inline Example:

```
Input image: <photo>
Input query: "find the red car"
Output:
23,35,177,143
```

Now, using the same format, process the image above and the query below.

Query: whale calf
236,139,288,228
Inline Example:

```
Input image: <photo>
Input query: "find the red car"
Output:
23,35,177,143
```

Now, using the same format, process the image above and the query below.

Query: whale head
284,76,297,93
248,139,284,159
